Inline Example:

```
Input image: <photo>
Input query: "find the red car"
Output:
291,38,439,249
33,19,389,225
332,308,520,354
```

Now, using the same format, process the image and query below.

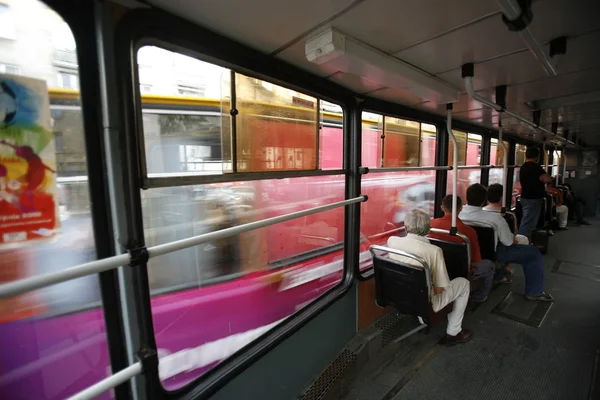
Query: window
490,138,510,166
0,4,16,40
56,71,79,89
360,113,437,247
0,63,19,75
383,117,420,167
361,113,436,168
143,175,347,388
0,2,107,399
135,46,347,390
446,132,481,203
515,143,527,165
138,46,338,177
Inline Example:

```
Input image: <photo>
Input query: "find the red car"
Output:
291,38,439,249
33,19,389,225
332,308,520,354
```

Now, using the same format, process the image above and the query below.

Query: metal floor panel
391,219,600,400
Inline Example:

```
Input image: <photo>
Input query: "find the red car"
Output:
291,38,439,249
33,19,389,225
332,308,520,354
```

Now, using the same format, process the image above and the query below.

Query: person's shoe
444,329,473,345
578,220,591,225
547,230,555,237
525,292,555,302
556,226,568,231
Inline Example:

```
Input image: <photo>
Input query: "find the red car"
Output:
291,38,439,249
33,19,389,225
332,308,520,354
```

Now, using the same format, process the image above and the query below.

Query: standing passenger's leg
519,198,543,238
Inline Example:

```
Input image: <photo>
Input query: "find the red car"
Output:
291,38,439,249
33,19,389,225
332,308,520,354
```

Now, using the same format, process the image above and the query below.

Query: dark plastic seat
427,230,470,280
369,245,454,328
462,222,496,261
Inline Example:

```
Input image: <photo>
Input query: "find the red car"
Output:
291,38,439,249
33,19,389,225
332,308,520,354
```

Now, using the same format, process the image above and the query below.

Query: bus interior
0,0,599,399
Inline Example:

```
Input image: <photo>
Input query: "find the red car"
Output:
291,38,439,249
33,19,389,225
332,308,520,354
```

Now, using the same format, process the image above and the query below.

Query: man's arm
496,216,514,246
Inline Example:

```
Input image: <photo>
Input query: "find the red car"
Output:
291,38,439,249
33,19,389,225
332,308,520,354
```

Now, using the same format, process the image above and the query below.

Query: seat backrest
369,245,431,323
427,229,470,280
463,221,496,260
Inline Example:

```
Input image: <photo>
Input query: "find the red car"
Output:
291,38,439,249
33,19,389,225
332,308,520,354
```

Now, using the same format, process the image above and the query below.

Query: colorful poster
0,74,58,248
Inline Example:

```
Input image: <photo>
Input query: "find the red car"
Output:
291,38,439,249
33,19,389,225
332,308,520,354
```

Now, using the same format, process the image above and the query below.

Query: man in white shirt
483,184,529,245
460,184,554,302
387,209,472,345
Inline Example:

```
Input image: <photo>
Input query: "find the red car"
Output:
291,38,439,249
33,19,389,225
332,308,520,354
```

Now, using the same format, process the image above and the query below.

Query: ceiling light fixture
305,28,460,104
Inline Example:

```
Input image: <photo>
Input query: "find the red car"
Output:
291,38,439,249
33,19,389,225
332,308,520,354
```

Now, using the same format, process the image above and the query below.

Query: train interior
0,0,599,399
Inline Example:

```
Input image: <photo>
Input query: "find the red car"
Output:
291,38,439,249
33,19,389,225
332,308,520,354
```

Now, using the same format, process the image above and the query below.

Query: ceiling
138,0,600,146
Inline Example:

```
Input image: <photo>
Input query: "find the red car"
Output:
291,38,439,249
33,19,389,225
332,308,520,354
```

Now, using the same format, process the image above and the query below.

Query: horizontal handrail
0,196,366,300
456,165,494,170
364,166,452,174
67,361,142,400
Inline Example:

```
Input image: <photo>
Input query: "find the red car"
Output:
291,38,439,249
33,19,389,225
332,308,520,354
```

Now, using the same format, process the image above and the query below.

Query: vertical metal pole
543,141,549,171
346,98,362,281
230,71,238,173
555,150,560,186
380,115,386,168
562,147,567,184
434,121,449,219
446,104,458,231
417,122,423,167
315,98,321,169
480,136,491,187
499,114,508,211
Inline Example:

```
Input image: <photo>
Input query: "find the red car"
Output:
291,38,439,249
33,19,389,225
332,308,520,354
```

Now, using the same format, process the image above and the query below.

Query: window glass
515,143,527,165
0,1,109,399
447,130,467,166
446,169,480,206
489,169,505,186
319,100,343,169
142,175,346,389
361,112,382,168
235,74,318,172
446,132,480,202
138,46,231,177
420,123,437,167
512,167,521,207
383,117,420,167
490,138,510,166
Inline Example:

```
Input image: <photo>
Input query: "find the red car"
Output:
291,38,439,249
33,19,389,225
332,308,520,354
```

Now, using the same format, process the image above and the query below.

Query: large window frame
114,8,359,400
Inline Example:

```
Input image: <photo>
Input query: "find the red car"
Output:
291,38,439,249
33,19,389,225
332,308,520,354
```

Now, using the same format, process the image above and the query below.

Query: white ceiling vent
305,28,460,104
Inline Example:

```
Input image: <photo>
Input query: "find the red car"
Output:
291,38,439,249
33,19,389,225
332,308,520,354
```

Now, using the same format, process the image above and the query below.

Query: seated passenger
563,183,591,225
459,184,554,302
483,184,529,244
546,180,569,231
430,195,494,303
388,210,472,344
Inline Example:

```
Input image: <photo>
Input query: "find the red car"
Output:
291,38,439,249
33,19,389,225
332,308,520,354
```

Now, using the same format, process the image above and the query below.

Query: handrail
447,104,458,230
361,165,452,174
67,361,142,400
0,196,367,300
369,244,432,298
456,165,495,170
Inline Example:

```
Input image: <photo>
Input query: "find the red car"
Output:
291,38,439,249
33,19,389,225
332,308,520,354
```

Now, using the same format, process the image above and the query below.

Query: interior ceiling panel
368,88,425,106
328,0,500,54
393,16,522,75
527,0,600,42
146,0,357,53
328,72,386,94
504,68,600,106
437,29,600,92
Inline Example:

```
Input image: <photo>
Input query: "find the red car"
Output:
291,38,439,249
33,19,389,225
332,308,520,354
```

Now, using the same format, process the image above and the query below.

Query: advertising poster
0,74,59,248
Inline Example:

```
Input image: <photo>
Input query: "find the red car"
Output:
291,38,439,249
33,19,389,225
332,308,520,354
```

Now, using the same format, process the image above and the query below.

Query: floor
345,218,600,400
